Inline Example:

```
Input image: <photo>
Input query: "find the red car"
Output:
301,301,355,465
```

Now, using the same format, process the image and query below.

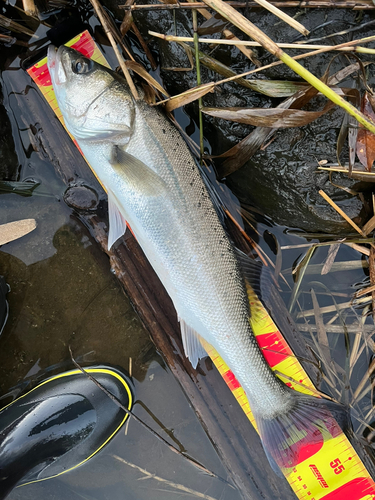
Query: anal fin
107,189,127,250
178,316,207,369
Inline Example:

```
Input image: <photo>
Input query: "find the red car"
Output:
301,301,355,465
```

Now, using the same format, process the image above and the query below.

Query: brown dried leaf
164,83,215,113
356,92,375,172
120,0,135,36
125,60,169,98
203,100,335,128
120,12,133,36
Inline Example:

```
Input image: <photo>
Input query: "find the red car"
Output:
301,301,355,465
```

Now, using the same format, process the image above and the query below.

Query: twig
319,190,367,237
68,347,232,486
149,31,375,53
88,0,139,100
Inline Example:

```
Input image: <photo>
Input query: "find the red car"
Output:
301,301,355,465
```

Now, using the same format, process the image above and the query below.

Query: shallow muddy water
1,3,375,500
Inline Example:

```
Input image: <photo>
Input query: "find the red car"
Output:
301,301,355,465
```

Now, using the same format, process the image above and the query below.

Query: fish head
47,45,135,143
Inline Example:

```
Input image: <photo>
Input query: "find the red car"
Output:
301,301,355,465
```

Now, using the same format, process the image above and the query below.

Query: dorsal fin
107,188,128,250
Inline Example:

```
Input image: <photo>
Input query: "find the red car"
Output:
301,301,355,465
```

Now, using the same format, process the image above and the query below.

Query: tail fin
255,391,349,475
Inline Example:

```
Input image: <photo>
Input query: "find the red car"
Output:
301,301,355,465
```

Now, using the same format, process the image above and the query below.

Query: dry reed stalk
344,243,370,256
88,0,139,100
319,190,367,237
150,32,375,53
120,0,375,10
297,323,375,334
363,215,375,236
248,0,309,35
22,0,38,16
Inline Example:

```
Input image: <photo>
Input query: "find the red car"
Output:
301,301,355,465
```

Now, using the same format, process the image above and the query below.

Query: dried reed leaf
197,13,229,35
311,289,330,350
241,79,309,98
120,12,133,36
180,43,276,92
125,61,169,97
321,243,342,275
297,323,374,334
0,219,37,245
357,92,375,171
120,0,134,36
163,83,215,113
217,64,363,178
288,245,316,312
203,100,335,128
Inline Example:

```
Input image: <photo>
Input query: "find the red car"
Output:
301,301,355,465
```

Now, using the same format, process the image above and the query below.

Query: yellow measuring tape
27,31,375,500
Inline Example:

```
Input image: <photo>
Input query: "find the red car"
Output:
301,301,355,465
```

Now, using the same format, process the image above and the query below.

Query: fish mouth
47,45,67,86
47,44,57,69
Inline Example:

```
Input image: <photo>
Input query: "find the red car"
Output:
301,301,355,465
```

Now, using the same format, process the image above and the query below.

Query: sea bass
47,45,343,473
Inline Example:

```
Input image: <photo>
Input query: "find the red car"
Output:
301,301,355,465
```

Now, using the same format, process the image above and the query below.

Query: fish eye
72,57,93,75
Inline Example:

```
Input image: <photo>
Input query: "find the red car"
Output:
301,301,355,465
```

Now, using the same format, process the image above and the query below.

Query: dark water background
0,3,374,499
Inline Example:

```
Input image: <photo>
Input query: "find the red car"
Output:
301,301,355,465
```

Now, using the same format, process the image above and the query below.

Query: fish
47,45,346,475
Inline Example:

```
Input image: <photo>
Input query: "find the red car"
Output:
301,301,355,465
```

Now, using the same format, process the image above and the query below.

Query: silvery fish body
47,45,342,472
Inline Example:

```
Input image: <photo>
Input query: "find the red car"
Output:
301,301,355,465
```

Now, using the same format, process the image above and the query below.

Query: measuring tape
27,31,375,500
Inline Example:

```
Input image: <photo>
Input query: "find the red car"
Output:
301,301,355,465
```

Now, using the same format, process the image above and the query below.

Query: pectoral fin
110,146,167,197
107,188,127,250
178,316,207,369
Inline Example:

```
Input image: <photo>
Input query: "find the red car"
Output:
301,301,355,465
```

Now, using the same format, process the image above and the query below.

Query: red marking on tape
256,331,292,367
71,33,95,58
320,477,375,500
222,370,241,391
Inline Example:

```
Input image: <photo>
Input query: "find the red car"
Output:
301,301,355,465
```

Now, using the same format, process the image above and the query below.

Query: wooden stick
149,31,374,52
199,0,375,134
319,189,367,237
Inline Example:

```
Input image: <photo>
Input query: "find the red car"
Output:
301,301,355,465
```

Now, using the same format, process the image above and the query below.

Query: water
1,4,375,500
